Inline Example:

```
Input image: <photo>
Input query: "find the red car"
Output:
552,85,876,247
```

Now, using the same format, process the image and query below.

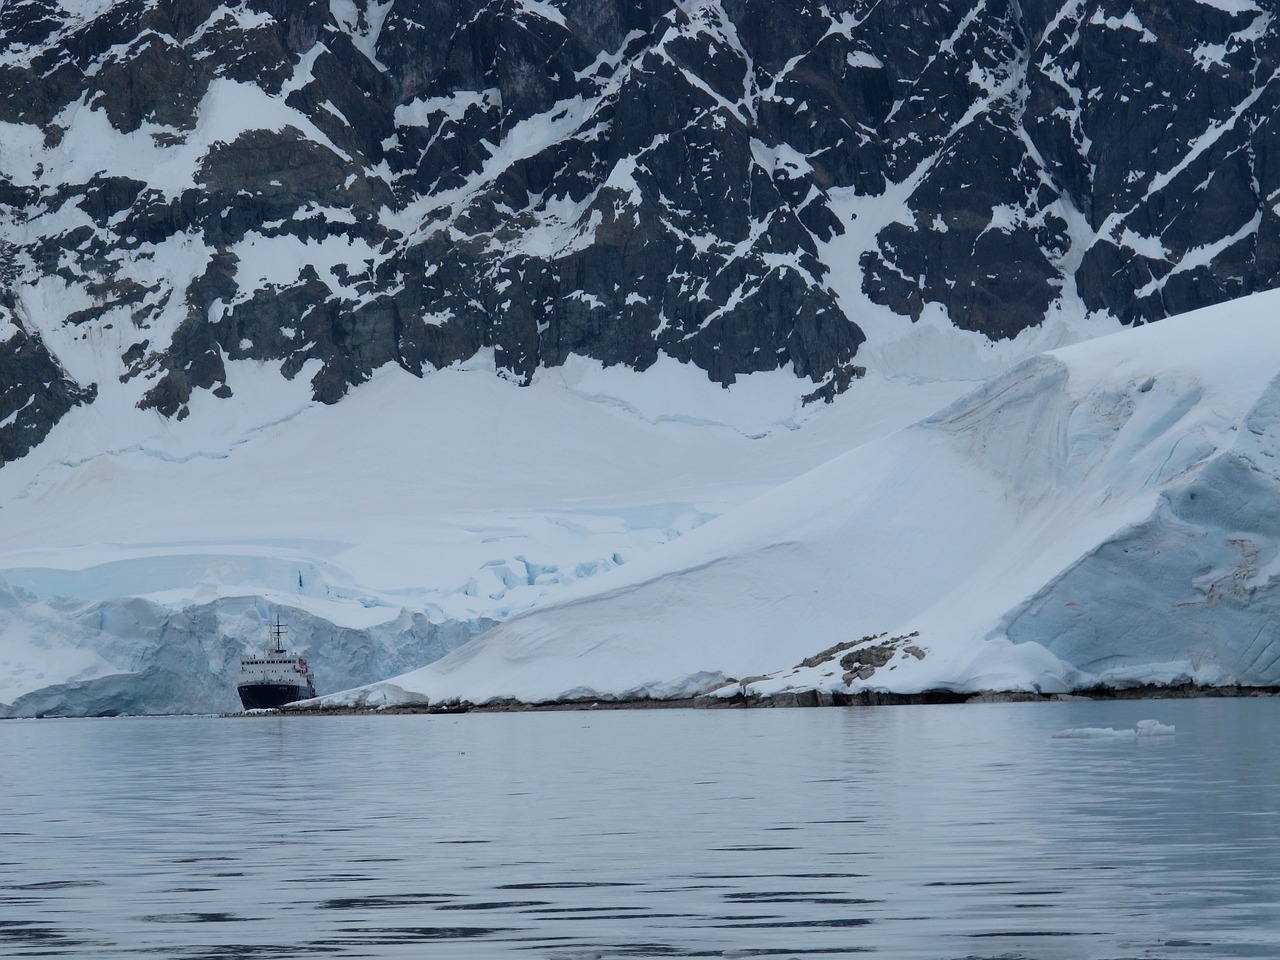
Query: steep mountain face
2,0,1278,465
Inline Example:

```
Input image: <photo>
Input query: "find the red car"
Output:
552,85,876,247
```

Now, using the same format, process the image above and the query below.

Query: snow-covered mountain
4,0,1280,714
4,1,1279,454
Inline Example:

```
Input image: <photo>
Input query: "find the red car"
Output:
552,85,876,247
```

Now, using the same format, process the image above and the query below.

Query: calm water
2,699,1278,959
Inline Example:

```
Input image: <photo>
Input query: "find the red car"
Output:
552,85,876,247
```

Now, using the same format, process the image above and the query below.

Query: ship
237,614,316,710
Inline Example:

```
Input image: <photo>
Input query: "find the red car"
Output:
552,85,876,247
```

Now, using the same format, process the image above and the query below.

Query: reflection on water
1,699,1278,958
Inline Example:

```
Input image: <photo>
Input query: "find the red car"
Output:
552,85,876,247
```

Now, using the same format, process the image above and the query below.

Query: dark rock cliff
1,0,1277,460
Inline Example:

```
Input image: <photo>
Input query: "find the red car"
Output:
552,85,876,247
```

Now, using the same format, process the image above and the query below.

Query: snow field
329,289,1280,708
0,349,965,714
13,285,1280,712
10,283,1280,713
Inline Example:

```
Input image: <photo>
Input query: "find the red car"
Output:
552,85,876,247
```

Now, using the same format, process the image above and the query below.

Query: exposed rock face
0,295,96,465
2,0,1278,456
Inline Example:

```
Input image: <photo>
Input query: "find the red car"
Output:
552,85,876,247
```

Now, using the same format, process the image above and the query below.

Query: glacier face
1003,373,1280,686
0,585,491,718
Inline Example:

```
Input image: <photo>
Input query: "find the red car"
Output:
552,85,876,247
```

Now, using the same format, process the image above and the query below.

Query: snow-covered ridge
312,290,1280,709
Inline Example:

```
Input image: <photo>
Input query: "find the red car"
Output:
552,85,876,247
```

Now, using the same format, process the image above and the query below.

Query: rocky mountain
2,0,1278,466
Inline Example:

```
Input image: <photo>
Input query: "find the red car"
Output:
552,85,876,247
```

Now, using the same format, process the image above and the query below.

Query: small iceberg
1052,718,1175,739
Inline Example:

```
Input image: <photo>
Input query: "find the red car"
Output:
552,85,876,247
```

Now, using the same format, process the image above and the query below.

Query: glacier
7,290,1280,716
308,289,1280,709
0,347,969,716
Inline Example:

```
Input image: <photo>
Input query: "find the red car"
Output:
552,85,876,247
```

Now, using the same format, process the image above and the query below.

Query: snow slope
319,289,1280,708
0,347,967,716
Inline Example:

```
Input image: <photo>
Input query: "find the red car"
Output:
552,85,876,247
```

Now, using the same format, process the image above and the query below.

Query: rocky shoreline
260,682,1280,717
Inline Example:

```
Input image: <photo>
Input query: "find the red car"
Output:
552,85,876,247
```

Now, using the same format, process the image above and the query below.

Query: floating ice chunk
1136,718,1175,736
1052,719,1175,739
1052,726,1133,739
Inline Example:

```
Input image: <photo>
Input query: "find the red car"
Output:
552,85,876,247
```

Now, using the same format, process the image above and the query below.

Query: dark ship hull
237,681,315,711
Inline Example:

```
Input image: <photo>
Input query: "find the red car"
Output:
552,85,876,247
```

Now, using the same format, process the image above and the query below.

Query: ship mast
269,613,286,655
